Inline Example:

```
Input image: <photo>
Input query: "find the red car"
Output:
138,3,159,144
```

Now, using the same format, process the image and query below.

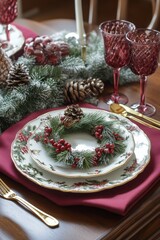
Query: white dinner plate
28,110,135,178
11,108,151,193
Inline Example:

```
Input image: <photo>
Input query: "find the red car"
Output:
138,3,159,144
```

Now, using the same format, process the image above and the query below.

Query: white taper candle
74,0,85,44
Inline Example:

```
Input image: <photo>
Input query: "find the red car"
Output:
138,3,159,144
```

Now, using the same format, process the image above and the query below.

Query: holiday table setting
0,1,160,240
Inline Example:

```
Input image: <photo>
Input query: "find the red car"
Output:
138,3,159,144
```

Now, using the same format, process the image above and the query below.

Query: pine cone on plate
61,104,84,128
64,77,104,103
6,63,30,87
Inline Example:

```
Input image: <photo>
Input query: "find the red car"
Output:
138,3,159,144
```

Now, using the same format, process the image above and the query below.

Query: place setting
10,103,151,194
0,0,160,225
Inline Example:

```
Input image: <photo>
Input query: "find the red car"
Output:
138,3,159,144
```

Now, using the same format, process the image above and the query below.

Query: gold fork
0,178,59,227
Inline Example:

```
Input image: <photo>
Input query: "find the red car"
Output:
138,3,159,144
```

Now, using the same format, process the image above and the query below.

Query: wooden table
1,20,160,240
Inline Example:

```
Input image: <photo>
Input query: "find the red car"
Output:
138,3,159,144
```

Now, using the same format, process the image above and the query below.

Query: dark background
21,0,159,30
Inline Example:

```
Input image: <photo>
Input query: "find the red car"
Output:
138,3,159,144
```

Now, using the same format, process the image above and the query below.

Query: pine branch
0,31,138,133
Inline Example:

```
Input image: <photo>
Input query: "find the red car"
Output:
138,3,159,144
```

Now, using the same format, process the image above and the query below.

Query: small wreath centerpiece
34,105,126,169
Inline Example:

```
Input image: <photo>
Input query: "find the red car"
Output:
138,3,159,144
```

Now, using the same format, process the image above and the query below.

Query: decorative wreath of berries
34,105,126,169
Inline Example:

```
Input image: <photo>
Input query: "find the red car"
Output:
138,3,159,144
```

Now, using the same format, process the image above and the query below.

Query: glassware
126,28,160,116
0,0,18,43
99,20,135,104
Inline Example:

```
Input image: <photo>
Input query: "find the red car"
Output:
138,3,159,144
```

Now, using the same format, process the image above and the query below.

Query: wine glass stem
5,25,10,41
113,68,120,102
140,75,147,107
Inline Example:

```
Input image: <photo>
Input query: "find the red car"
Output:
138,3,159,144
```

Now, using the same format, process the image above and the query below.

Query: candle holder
65,32,87,62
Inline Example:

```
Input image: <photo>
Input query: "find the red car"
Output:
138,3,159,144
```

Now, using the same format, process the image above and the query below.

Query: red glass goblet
126,28,160,116
0,0,18,42
99,20,135,104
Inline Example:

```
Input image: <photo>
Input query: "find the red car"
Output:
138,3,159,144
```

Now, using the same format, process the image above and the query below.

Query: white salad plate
11,108,151,193
28,111,135,178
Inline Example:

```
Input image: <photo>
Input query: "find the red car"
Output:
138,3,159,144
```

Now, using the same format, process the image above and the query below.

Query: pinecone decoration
83,77,104,97
6,63,30,87
24,35,70,65
61,104,84,128
64,77,104,103
0,47,13,85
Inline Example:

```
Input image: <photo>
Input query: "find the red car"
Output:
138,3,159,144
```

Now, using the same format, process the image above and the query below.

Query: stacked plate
11,108,151,193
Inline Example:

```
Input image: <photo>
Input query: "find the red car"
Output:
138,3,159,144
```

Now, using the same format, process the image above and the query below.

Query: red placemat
0,104,160,215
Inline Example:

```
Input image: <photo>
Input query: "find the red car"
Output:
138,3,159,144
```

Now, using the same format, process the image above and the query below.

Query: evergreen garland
33,113,126,169
0,31,138,134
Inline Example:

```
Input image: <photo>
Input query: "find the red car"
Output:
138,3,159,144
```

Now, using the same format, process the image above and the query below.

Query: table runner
0,103,160,215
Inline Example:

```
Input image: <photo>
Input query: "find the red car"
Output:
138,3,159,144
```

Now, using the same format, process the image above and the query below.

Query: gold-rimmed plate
11,108,151,193
27,110,135,178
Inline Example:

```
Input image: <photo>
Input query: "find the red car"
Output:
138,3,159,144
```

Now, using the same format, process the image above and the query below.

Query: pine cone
7,63,30,87
0,47,13,85
62,104,84,128
64,104,84,119
83,77,104,97
64,78,104,103
64,80,89,103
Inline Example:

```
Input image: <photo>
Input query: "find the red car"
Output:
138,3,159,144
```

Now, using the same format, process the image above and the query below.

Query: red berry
60,146,65,151
49,139,55,145
56,149,60,153
43,138,49,144
59,139,65,144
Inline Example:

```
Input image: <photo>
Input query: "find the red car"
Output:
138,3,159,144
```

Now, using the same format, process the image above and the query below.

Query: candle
74,0,85,44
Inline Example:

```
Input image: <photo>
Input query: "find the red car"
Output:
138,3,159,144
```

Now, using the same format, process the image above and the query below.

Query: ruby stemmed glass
126,28,160,116
0,0,18,42
99,20,136,105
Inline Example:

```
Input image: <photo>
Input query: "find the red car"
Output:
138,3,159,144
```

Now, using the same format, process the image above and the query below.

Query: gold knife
120,104,160,128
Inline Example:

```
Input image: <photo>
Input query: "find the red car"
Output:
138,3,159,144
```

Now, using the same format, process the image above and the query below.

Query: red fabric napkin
13,23,38,39
0,104,160,215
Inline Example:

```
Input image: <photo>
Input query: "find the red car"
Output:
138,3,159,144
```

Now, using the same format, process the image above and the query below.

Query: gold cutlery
120,104,160,127
0,178,59,227
110,103,160,130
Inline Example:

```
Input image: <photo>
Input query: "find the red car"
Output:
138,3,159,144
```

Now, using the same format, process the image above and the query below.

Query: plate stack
11,108,151,193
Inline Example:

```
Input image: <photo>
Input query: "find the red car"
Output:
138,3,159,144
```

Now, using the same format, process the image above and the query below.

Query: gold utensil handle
120,104,160,127
138,113,160,127
13,195,59,227
127,115,160,130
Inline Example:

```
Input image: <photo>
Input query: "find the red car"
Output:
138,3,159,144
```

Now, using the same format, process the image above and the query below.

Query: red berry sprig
51,139,71,153
113,132,124,141
42,126,53,143
42,127,71,153
44,126,52,136
24,36,70,65
94,125,104,140
92,143,115,166
18,131,32,142
71,157,80,168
